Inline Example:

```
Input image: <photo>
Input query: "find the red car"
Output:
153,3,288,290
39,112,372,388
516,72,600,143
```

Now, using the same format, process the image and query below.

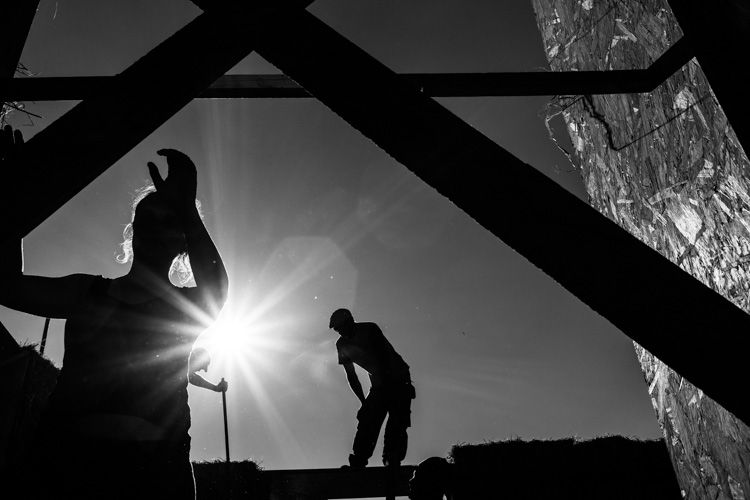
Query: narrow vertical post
221,378,230,463
386,467,396,500
39,317,50,355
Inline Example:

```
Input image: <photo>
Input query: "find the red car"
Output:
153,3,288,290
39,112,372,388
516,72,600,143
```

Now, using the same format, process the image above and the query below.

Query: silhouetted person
329,308,416,467
0,129,228,500
409,457,454,500
188,347,228,393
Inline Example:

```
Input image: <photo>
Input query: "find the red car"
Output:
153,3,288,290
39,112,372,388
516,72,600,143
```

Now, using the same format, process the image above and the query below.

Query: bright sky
3,0,662,473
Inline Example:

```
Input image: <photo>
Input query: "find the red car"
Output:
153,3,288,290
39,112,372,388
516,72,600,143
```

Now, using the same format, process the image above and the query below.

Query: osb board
635,344,750,500
531,1,750,499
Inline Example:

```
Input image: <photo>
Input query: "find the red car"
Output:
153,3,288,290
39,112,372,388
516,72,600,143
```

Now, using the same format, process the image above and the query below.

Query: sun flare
207,319,250,356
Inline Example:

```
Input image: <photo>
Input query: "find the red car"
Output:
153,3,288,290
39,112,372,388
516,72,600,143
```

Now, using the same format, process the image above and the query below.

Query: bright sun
207,320,249,355
195,306,298,383
199,314,261,371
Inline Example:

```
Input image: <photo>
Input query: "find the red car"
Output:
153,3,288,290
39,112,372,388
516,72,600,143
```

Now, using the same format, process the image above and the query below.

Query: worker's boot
347,453,368,467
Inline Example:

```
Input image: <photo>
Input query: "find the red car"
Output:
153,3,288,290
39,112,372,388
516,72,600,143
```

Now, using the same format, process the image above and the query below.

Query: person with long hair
0,127,228,499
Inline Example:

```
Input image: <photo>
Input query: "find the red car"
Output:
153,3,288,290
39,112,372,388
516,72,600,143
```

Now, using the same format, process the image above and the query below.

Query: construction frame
1,2,749,497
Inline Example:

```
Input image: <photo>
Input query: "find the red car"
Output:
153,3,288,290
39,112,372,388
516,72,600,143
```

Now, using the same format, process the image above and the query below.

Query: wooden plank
0,38,695,101
643,36,693,86
0,0,314,245
0,71,659,100
261,466,415,499
252,10,750,425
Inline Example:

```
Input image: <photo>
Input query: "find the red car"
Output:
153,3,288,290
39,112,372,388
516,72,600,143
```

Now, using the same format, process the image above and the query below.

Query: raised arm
148,149,229,316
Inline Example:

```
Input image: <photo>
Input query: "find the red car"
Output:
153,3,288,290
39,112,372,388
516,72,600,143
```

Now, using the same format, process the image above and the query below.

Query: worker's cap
329,308,354,329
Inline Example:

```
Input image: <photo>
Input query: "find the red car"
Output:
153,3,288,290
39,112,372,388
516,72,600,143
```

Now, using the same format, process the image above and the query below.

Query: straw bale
449,435,679,499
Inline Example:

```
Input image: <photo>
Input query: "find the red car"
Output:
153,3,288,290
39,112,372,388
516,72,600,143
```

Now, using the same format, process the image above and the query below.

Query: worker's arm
0,271,98,320
188,372,228,392
343,361,366,404
0,126,97,319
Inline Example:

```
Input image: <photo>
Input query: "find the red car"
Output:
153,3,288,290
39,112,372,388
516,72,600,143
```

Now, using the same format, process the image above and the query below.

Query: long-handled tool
221,378,230,463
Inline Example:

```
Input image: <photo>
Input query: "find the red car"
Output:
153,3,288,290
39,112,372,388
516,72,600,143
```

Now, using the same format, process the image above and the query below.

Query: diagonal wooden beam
0,37,693,101
253,10,750,425
0,0,41,79
0,1,314,244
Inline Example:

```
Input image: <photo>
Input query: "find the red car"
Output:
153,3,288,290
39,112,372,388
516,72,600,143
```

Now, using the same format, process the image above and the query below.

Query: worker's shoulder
356,321,383,336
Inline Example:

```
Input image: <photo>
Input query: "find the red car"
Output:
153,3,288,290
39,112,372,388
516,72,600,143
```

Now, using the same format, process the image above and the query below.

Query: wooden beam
0,0,40,350
0,0,314,244
643,36,693,87
260,466,415,499
0,40,694,101
0,0,40,79
0,71,667,100
666,0,750,159
253,10,750,425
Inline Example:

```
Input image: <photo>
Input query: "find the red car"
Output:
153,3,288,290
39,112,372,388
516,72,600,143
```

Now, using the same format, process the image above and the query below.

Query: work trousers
351,381,415,466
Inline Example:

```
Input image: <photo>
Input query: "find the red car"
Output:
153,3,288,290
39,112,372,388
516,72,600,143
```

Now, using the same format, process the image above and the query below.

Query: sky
3,0,663,474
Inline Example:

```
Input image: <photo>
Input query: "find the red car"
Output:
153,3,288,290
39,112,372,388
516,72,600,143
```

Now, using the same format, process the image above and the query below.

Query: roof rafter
0,37,692,100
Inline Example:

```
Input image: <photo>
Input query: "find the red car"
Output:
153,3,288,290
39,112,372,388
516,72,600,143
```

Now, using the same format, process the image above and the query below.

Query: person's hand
147,149,197,215
0,125,24,160
216,378,228,393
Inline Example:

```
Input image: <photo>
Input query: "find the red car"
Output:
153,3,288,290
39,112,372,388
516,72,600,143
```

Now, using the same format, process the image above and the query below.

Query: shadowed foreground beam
0,0,314,243
261,466,415,499
255,11,750,424
0,0,40,349
0,39,693,101
0,0,40,79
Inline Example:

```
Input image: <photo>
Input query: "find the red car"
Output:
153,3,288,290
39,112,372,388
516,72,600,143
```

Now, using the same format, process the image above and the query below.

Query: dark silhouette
188,347,228,393
0,128,228,500
329,308,415,468
408,457,453,500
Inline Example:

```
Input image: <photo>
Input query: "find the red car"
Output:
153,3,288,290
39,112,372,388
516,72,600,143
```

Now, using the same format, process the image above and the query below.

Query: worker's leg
382,383,415,466
350,388,388,466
